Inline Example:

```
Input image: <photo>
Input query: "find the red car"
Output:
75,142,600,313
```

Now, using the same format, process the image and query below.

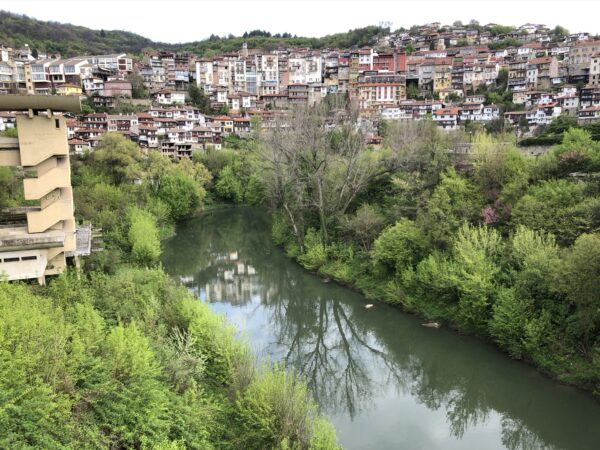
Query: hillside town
1,21,600,156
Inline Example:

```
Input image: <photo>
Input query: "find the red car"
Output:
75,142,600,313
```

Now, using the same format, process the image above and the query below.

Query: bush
298,229,328,271
235,364,339,450
371,218,428,274
128,207,161,267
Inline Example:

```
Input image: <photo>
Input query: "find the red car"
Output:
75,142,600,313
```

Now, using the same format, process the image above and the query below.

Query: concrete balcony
23,159,70,200
26,193,73,233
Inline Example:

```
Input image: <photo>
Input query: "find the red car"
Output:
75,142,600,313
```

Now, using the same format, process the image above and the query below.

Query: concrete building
0,95,80,284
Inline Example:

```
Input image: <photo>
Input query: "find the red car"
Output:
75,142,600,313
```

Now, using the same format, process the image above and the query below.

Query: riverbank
268,210,600,399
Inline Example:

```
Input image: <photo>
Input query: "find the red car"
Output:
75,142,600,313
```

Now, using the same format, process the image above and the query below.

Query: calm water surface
162,208,600,450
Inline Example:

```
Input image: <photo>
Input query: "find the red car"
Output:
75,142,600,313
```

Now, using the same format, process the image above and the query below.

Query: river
161,207,600,450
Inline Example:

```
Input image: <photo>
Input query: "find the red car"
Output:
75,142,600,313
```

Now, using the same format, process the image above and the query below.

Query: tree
372,218,429,273
340,203,385,251
418,168,481,249
187,84,212,114
511,179,594,245
128,207,161,267
552,25,569,40
90,132,143,184
560,233,600,346
128,72,148,99
260,101,390,248
215,165,243,203
157,172,203,220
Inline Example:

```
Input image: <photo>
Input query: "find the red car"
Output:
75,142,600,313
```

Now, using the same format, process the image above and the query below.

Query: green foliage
0,166,24,208
157,172,204,221
0,264,337,448
235,364,340,450
511,179,594,245
0,127,18,138
261,112,600,395
418,168,481,249
90,132,143,185
188,84,212,114
560,233,600,345
215,165,244,203
128,207,162,267
299,229,328,271
372,218,428,274
340,203,385,251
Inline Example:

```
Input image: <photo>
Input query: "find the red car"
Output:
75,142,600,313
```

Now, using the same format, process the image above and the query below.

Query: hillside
0,11,164,56
0,11,389,57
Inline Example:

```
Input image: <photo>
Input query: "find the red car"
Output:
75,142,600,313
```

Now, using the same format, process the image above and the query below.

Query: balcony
26,192,73,233
23,159,70,200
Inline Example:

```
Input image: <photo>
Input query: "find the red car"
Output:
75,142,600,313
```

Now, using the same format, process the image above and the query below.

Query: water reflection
163,208,600,450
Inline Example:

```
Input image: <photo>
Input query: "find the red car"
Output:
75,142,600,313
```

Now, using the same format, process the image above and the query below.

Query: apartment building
0,95,80,284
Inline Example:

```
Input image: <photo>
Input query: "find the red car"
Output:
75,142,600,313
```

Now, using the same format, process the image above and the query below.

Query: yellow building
56,84,83,96
0,95,80,284
433,59,453,93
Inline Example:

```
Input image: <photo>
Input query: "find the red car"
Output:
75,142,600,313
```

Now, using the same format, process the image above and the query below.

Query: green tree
340,203,385,251
128,207,161,267
372,218,429,274
511,179,594,245
560,233,600,346
187,84,212,114
91,133,143,185
157,172,204,220
215,165,243,203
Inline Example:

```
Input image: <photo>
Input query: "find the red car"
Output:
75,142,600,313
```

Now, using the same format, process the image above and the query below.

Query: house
590,53,600,87
55,84,82,96
102,80,132,98
107,114,138,133
508,60,528,90
465,94,486,103
433,107,459,129
526,56,558,89
89,54,133,74
211,115,234,135
68,138,91,155
138,125,158,148
288,84,309,105
153,89,186,105
579,86,600,108
233,117,251,136
578,105,600,124
526,102,561,125
568,40,600,81
357,73,406,112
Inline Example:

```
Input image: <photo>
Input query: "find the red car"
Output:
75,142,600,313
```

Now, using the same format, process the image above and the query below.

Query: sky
2,0,599,43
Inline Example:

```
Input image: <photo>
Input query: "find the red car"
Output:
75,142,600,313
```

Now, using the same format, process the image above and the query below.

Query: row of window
0,255,38,263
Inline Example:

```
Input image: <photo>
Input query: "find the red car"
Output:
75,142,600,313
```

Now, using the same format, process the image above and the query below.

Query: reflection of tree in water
501,417,559,450
163,208,598,450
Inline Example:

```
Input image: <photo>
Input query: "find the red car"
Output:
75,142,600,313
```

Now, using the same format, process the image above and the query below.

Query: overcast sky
2,0,599,43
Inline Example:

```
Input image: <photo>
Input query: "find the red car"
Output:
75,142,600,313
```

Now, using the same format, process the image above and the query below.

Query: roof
528,56,553,65
68,139,88,145
579,105,600,112
435,107,459,115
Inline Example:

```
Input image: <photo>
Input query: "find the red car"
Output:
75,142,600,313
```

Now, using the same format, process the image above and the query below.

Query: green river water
161,207,600,450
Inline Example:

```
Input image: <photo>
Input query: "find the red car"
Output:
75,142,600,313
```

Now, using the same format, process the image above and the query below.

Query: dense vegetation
0,132,339,449
207,101,600,396
0,11,387,57
0,11,157,56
